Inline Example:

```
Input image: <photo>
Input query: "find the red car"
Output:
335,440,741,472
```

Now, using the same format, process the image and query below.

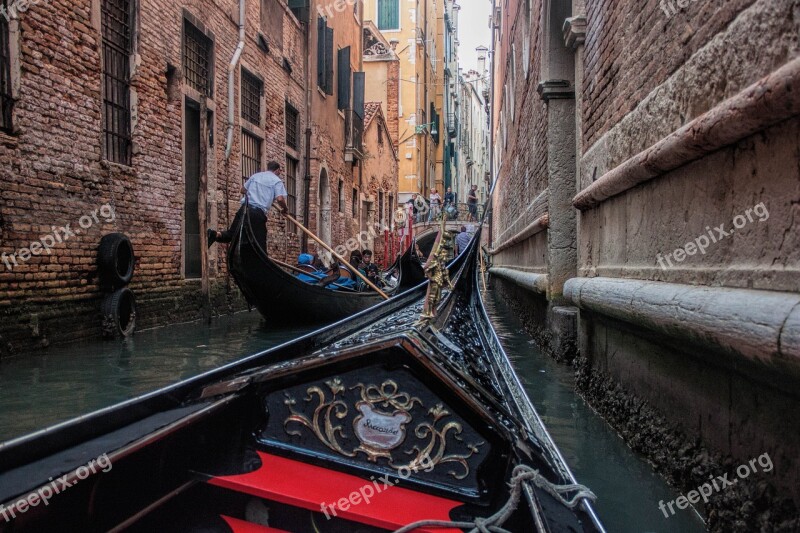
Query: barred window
241,130,262,182
101,0,133,164
183,20,212,95
285,102,299,150
0,0,13,132
241,69,262,125
352,188,358,217
285,156,298,232
338,180,345,212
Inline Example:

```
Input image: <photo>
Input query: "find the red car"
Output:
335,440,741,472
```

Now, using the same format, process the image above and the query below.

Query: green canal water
485,288,707,532
0,293,707,531
0,311,311,442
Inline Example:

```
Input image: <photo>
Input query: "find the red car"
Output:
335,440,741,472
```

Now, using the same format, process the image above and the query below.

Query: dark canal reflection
485,287,707,533
0,312,311,443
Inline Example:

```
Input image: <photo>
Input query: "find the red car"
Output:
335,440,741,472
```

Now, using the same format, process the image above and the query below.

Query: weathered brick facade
0,0,307,354
361,102,399,266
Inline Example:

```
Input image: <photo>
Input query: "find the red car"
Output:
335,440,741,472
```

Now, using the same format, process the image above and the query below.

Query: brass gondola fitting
416,217,455,328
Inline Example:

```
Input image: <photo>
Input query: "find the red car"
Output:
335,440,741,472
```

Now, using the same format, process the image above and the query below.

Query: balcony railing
447,113,457,138
344,109,364,162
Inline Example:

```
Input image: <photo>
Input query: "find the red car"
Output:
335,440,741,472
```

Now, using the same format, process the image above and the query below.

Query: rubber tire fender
101,287,137,338
97,233,135,289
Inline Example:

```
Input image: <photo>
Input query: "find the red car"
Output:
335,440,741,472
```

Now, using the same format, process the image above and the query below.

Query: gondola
0,226,604,532
227,212,428,325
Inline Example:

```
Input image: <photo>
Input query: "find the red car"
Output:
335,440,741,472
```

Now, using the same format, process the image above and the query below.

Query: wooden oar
282,213,389,300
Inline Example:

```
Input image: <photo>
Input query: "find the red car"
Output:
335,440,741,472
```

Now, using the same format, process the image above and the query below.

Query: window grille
241,130,262,182
184,20,212,95
102,0,133,164
241,70,262,125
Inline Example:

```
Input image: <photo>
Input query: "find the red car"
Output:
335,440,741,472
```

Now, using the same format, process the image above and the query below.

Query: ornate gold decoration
281,378,483,478
283,378,356,457
417,218,455,326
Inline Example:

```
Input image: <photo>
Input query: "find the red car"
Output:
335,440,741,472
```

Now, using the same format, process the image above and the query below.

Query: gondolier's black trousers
218,205,267,252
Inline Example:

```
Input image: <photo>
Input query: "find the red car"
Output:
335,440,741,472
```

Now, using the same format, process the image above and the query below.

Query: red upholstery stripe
209,452,463,533
220,515,290,533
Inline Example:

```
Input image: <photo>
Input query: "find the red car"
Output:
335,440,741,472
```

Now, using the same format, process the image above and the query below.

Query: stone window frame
0,0,19,135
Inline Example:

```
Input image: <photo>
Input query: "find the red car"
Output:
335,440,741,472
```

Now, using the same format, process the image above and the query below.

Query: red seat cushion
209,452,463,533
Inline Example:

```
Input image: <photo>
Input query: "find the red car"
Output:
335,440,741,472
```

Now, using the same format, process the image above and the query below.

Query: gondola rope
391,465,596,533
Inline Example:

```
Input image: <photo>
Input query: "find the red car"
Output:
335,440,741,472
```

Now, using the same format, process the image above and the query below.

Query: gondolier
208,161,289,250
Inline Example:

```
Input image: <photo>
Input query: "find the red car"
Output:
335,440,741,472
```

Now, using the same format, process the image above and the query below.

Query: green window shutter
353,72,365,118
316,17,325,88
377,0,398,30
337,47,351,110
325,26,334,95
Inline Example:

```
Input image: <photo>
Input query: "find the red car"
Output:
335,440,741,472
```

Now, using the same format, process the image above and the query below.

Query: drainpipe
225,0,246,160
487,0,497,247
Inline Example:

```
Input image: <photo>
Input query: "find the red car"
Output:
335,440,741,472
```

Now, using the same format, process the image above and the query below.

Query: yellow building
363,0,445,204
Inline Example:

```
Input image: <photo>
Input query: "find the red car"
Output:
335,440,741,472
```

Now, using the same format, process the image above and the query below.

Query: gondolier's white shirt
240,171,288,213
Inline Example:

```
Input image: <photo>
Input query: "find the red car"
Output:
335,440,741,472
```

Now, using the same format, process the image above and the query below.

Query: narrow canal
1,291,707,531
485,287,707,532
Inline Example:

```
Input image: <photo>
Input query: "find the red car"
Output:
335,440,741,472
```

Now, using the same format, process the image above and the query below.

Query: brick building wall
491,0,548,252
302,0,365,257
0,0,305,354
362,104,399,266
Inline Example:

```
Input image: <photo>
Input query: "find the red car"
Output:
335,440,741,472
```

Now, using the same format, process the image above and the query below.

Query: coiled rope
392,465,596,533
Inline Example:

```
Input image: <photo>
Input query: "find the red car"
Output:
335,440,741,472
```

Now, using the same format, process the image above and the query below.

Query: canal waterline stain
484,287,707,532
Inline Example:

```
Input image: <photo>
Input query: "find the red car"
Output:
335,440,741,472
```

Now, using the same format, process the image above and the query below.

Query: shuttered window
353,72,365,117
102,0,133,165
377,0,399,30
316,18,334,94
337,47,351,110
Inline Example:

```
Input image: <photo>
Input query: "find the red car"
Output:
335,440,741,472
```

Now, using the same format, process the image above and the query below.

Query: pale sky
457,1,492,75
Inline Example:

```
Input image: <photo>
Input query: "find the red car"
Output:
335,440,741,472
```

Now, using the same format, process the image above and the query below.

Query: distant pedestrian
455,226,471,255
444,187,455,206
208,161,288,251
406,194,419,223
467,185,479,222
428,189,442,222
444,187,457,220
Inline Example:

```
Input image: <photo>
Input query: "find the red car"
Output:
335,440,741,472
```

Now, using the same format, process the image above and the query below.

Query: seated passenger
360,250,383,289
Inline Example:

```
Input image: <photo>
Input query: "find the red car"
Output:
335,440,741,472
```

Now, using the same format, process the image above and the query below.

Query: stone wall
488,0,800,523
